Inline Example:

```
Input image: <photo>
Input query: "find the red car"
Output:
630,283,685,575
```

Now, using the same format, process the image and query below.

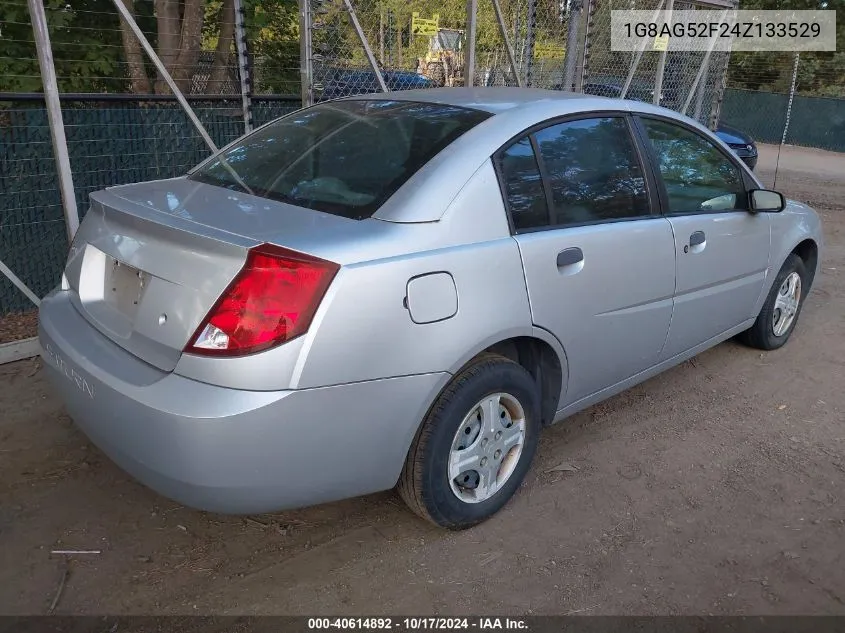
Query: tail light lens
185,244,339,357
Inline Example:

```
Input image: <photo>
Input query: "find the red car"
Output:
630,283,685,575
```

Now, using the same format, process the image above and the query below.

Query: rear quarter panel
292,160,537,388
173,160,543,392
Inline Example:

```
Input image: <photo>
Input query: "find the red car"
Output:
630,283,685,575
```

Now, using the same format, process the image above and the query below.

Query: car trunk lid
63,177,353,371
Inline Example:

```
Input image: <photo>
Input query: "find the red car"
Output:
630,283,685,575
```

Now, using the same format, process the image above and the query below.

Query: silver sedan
38,88,822,529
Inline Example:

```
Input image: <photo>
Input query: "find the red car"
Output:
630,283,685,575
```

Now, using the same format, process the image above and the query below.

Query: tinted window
640,118,745,214
534,117,650,226
189,100,490,219
498,137,550,231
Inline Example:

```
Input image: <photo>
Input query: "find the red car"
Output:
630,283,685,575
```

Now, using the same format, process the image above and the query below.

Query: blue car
317,67,435,101
714,123,758,171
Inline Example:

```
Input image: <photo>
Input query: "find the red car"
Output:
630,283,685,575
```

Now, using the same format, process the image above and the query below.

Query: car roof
337,87,763,223
342,86,695,121
343,86,605,114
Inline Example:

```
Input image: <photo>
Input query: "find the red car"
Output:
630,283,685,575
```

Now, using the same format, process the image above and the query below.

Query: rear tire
398,354,541,530
739,254,807,350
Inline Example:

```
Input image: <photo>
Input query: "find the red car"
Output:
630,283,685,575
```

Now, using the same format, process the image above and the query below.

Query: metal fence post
233,0,253,133
705,0,736,129
772,52,800,190
681,8,728,116
693,56,708,120
708,48,730,130
465,0,478,87
621,0,665,99
653,0,674,105
525,0,537,87
562,0,583,92
379,8,385,65
0,259,41,307
578,0,596,94
492,0,523,87
299,0,313,107
111,0,218,152
573,0,590,92
27,0,79,242
781,52,800,146
343,0,388,92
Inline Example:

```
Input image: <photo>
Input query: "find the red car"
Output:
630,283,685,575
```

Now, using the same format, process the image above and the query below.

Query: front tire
398,354,541,529
739,254,807,350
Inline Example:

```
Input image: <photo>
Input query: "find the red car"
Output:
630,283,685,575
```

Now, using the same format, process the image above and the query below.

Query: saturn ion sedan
39,88,822,529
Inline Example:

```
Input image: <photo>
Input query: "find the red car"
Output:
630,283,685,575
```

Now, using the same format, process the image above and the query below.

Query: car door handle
689,231,706,247
557,247,584,268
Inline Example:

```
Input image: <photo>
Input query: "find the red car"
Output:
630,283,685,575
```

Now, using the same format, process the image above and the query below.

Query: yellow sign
411,12,439,36
652,35,669,51
533,43,565,59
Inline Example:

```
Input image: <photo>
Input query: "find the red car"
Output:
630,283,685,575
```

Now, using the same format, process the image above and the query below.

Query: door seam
657,217,678,359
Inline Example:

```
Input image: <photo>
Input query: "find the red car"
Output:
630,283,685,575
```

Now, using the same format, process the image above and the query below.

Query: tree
245,0,300,94
727,0,845,97
207,0,236,91
2,0,842,98
0,0,130,93
119,0,151,93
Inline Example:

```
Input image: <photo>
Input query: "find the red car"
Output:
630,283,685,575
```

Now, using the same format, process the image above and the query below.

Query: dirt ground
1,143,844,616
0,310,38,344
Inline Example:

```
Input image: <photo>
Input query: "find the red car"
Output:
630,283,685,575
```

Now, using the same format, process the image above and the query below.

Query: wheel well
483,337,563,426
793,239,818,289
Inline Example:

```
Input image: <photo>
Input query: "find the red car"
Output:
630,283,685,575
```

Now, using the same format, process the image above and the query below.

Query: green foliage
246,0,300,93
0,0,298,94
1,0,843,98
727,0,845,97
0,0,157,92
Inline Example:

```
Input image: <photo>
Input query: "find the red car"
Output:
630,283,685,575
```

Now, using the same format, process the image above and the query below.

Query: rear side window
497,137,550,231
534,117,649,226
189,100,490,219
496,116,650,232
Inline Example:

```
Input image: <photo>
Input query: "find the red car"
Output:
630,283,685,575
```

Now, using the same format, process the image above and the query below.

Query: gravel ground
1,143,843,616
0,310,37,344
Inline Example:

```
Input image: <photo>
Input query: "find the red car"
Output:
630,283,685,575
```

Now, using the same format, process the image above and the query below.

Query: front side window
639,118,746,214
189,100,490,219
534,117,650,226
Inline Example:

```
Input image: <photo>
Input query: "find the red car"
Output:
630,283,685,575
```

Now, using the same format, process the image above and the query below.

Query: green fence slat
0,98,297,314
721,89,845,152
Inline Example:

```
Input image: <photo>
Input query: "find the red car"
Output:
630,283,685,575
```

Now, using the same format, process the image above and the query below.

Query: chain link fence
303,0,468,104
2,0,844,335
581,0,734,128
471,0,577,90
721,51,845,153
302,0,584,102
0,0,301,336
0,95,298,317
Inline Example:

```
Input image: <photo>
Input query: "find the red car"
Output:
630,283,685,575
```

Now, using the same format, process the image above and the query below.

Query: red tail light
185,244,339,357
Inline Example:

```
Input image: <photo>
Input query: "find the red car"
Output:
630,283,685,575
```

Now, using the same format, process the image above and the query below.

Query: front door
496,115,676,407
635,116,771,359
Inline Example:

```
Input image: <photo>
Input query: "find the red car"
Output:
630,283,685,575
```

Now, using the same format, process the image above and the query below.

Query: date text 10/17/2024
307,618,529,631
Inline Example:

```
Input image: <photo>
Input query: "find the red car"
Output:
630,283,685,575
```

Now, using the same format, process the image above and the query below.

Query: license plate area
104,256,149,320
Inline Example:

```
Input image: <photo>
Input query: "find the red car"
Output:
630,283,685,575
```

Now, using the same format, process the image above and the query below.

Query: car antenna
773,53,801,191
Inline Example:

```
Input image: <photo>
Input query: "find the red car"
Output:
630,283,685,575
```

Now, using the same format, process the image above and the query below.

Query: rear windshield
189,99,491,219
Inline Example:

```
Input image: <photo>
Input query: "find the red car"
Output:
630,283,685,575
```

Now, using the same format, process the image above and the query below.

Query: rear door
496,114,676,407
635,116,771,359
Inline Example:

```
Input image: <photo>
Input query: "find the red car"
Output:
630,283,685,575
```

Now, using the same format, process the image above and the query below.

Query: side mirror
749,189,786,213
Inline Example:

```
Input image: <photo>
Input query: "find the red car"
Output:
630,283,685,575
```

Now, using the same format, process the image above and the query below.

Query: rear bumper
38,289,446,514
